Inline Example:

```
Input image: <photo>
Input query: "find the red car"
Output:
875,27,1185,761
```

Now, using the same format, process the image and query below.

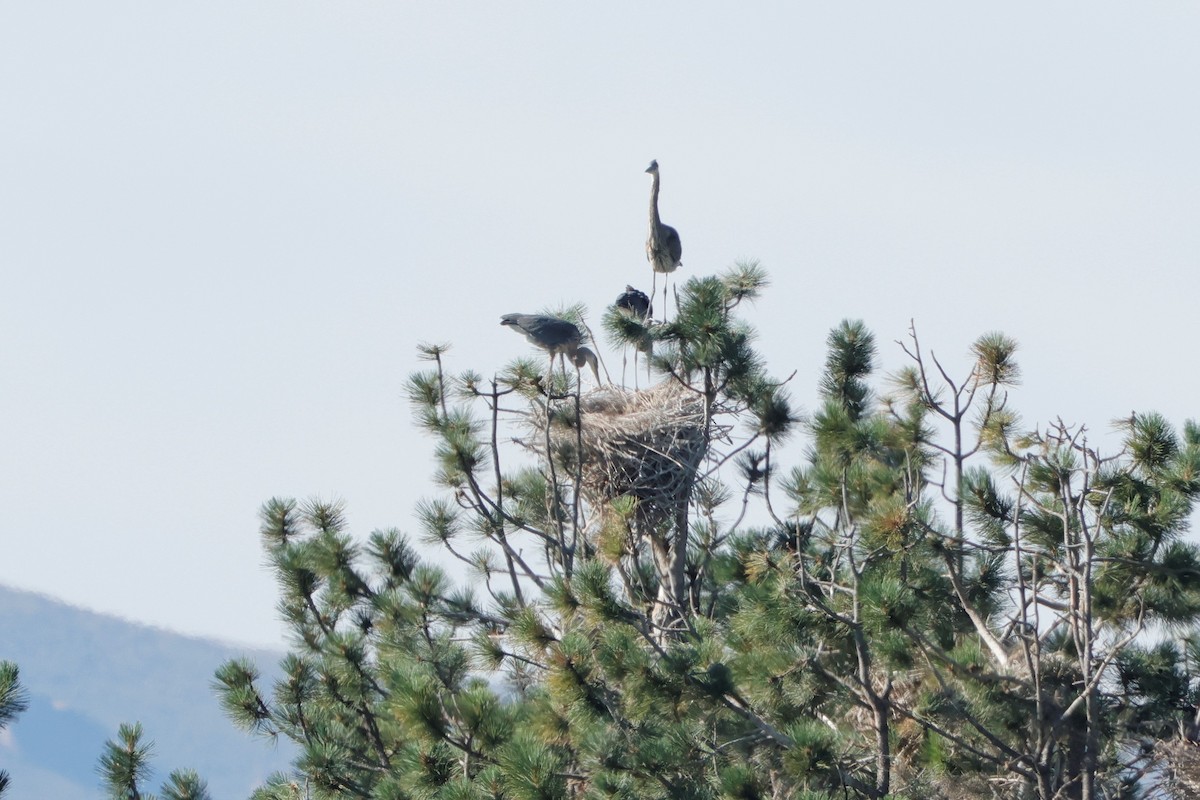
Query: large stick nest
528,382,709,527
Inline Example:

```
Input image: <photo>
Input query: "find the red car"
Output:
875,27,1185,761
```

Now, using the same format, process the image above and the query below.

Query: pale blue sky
2,3,1199,648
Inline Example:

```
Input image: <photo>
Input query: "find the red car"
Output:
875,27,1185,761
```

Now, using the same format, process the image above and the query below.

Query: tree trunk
1064,716,1086,800
649,502,689,639
872,695,890,797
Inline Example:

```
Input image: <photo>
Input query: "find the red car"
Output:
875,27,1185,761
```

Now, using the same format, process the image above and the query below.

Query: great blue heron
645,159,682,321
614,285,652,388
615,285,652,319
500,313,600,387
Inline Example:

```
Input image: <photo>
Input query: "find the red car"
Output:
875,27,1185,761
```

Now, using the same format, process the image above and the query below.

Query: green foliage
820,319,876,418
970,332,1020,387
161,770,212,800
0,661,27,733
95,269,1200,799
96,724,216,800
99,722,155,800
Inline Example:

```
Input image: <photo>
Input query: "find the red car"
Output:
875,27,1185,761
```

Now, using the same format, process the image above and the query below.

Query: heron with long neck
645,159,682,321
500,313,600,388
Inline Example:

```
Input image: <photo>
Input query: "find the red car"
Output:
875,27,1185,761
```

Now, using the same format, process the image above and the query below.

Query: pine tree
94,268,1200,798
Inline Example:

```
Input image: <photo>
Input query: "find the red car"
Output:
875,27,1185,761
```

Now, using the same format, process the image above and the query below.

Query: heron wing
664,225,682,265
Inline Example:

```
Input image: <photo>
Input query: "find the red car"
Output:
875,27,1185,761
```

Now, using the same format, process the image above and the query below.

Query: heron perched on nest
500,313,600,387
614,285,653,389
645,160,682,321
615,285,652,319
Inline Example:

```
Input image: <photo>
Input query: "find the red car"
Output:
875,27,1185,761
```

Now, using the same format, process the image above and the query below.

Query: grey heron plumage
645,159,682,321
500,313,600,387
614,285,653,389
615,285,652,320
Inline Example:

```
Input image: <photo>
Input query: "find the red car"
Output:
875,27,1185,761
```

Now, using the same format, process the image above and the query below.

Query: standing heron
645,159,682,321
500,313,600,388
614,285,652,388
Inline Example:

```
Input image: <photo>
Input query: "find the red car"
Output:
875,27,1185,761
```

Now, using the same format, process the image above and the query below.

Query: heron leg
650,271,659,320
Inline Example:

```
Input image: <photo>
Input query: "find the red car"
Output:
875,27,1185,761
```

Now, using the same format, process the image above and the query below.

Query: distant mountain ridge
0,585,294,799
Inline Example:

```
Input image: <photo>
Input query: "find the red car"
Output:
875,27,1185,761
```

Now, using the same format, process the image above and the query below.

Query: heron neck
648,172,662,226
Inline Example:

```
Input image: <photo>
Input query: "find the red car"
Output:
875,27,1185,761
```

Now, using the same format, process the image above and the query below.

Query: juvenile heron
614,285,652,388
500,313,600,387
645,160,682,321
615,285,652,320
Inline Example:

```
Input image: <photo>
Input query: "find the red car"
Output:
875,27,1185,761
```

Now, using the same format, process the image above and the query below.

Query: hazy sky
3,4,1199,649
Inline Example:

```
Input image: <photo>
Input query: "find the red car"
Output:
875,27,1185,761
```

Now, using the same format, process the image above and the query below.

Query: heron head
573,346,600,386
645,160,659,174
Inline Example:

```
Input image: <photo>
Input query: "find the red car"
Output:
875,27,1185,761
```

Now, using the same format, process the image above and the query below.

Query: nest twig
527,382,710,529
